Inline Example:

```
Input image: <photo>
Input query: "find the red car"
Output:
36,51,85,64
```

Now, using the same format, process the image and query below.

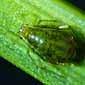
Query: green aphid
19,20,78,64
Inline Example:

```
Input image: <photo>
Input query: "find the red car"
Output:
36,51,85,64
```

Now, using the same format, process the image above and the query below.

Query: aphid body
19,20,78,64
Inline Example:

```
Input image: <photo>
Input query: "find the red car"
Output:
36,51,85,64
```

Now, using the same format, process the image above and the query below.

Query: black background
66,0,85,11
0,0,85,85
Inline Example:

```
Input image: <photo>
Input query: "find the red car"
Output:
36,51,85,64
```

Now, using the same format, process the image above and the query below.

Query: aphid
19,20,78,64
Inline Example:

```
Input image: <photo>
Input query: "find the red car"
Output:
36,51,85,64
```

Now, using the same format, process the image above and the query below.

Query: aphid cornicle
19,20,78,64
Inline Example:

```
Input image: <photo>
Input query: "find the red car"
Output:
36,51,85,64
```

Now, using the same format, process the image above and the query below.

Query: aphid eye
19,20,79,64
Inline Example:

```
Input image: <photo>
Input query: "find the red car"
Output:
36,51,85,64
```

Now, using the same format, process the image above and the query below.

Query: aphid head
19,24,31,39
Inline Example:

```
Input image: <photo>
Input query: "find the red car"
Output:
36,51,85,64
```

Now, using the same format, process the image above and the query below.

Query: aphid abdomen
27,27,77,63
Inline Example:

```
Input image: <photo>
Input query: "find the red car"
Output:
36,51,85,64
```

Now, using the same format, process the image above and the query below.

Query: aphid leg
37,19,42,25
37,19,58,24
35,19,59,28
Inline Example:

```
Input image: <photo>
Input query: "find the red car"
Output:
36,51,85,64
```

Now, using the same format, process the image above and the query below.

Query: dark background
0,0,85,85
66,0,85,11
